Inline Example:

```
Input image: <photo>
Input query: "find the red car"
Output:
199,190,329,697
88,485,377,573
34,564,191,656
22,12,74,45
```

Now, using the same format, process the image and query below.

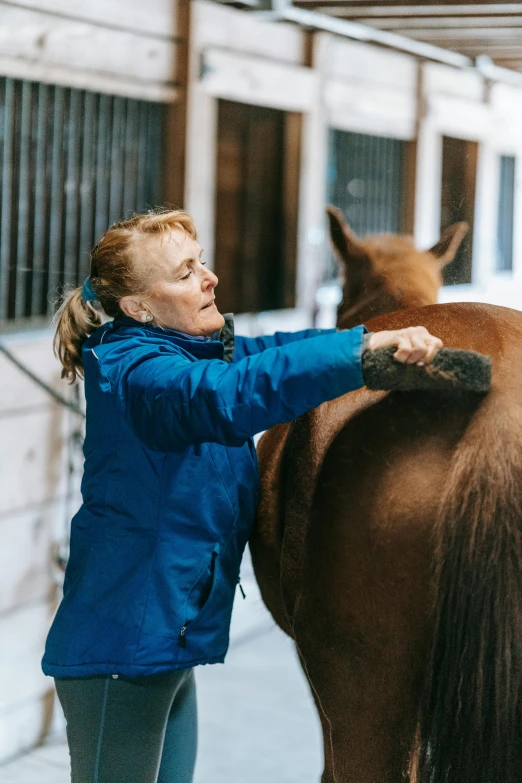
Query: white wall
0,329,83,762
0,0,178,100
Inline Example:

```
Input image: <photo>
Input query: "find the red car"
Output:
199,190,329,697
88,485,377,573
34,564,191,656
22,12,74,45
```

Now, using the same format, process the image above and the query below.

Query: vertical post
296,31,329,313
184,2,218,268
163,0,191,209
471,140,496,288
413,119,442,250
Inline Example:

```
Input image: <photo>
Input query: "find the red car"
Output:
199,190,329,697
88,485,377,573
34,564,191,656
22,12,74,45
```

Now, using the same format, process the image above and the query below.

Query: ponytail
53,287,102,383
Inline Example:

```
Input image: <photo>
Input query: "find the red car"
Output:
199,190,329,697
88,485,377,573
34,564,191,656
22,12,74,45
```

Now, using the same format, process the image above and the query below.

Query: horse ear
326,206,371,275
428,222,469,268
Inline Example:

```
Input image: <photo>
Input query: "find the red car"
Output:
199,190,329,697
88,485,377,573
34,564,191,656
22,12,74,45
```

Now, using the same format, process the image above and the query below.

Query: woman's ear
119,295,150,322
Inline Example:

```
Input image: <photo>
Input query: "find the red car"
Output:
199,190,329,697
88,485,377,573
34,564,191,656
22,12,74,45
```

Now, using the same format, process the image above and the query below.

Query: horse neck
337,289,404,330
337,287,438,330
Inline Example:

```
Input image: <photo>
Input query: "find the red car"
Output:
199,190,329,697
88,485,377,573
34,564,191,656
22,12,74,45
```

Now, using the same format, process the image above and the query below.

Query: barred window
327,129,406,279
0,77,164,324
497,155,516,272
328,129,405,237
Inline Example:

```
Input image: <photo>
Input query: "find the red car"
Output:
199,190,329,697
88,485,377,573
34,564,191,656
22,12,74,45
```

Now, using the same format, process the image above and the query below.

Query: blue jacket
42,316,366,678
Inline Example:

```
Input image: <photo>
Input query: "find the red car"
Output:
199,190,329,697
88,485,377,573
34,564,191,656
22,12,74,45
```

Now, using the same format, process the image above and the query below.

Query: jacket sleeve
232,329,338,362
105,326,366,451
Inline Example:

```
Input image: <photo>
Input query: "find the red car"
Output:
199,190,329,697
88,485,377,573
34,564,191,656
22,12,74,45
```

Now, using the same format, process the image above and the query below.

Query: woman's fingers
368,327,443,364
393,333,415,363
422,336,443,365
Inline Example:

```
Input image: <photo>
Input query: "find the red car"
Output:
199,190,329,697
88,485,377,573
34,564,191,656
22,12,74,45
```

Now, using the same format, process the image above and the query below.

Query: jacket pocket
78,535,155,629
179,545,220,649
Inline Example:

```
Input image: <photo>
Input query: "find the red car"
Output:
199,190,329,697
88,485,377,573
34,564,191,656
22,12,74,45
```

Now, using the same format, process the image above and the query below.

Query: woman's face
121,229,225,336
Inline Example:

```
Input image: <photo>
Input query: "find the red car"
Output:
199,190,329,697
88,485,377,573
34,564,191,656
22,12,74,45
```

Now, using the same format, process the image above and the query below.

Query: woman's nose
203,270,218,288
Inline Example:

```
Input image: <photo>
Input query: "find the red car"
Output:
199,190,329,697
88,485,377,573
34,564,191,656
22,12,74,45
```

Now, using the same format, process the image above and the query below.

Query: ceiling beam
417,44,522,56
291,3,522,15
352,17,522,29
385,28,522,40
263,4,471,66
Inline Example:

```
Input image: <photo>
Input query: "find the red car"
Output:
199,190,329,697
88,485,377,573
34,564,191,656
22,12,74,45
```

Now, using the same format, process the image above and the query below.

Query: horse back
253,301,522,637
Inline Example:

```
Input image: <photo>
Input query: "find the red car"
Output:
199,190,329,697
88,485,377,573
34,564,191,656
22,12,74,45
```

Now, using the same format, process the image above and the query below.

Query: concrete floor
0,553,323,783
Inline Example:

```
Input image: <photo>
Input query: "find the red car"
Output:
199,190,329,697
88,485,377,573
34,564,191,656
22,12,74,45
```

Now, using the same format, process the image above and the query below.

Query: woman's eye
181,271,192,280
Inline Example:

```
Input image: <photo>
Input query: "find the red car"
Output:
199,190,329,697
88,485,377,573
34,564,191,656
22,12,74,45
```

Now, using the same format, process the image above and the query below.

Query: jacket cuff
361,332,373,353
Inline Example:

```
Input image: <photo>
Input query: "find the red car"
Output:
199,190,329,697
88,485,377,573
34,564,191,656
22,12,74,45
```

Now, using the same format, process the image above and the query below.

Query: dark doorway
440,136,478,286
214,100,299,315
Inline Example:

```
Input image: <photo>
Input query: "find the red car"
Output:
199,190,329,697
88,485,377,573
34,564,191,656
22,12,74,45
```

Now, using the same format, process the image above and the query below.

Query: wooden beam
419,42,522,55
304,0,522,5
293,3,522,17
356,17,522,29
388,29,522,41
0,0,178,39
163,0,190,208
433,46,522,58
0,5,177,91
199,49,318,112
496,59,522,68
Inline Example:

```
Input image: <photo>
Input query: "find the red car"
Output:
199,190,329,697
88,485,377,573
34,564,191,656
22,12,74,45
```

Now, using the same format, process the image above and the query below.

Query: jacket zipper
180,625,187,649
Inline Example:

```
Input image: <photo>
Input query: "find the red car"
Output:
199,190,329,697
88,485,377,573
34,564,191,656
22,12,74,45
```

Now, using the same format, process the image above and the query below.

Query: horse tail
416,408,522,783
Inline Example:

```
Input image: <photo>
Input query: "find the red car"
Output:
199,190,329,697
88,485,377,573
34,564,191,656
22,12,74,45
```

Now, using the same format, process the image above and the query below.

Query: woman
42,209,442,783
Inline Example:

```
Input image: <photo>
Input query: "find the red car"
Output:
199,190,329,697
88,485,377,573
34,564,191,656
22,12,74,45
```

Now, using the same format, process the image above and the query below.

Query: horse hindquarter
254,303,522,783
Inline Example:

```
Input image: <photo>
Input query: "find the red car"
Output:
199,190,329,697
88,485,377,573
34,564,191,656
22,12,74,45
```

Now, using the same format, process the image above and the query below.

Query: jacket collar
103,313,236,363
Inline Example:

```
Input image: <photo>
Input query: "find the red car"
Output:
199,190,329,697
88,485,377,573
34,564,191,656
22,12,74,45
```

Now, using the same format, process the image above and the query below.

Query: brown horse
250,207,522,783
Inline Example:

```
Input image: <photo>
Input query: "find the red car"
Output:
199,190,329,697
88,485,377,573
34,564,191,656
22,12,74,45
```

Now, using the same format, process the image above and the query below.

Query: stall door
214,100,299,315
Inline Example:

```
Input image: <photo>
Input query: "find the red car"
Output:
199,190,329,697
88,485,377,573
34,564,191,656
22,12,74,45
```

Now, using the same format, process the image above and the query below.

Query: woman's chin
199,308,225,336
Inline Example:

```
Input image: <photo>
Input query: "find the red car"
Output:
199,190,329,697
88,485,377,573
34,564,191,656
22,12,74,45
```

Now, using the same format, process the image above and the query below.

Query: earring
145,314,152,322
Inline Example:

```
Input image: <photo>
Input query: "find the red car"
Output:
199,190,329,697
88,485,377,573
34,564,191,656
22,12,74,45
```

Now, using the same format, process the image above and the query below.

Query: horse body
250,211,522,783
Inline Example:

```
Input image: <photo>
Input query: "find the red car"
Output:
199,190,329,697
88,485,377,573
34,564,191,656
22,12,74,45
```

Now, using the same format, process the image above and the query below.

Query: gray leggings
55,668,197,783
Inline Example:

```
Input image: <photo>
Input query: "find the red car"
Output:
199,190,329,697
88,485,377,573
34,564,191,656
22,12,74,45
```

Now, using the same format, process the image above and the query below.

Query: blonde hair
53,208,197,383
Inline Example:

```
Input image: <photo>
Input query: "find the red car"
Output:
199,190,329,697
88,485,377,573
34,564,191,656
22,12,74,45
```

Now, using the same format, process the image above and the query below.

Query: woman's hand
368,327,443,366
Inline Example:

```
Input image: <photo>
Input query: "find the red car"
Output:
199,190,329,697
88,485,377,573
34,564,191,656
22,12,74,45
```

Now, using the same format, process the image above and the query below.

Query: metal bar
0,78,15,322
78,90,96,279
47,86,65,314
63,88,81,288
146,102,164,208
122,98,139,216
0,341,85,417
31,82,49,317
94,93,111,240
136,100,149,211
15,79,32,318
109,96,125,224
